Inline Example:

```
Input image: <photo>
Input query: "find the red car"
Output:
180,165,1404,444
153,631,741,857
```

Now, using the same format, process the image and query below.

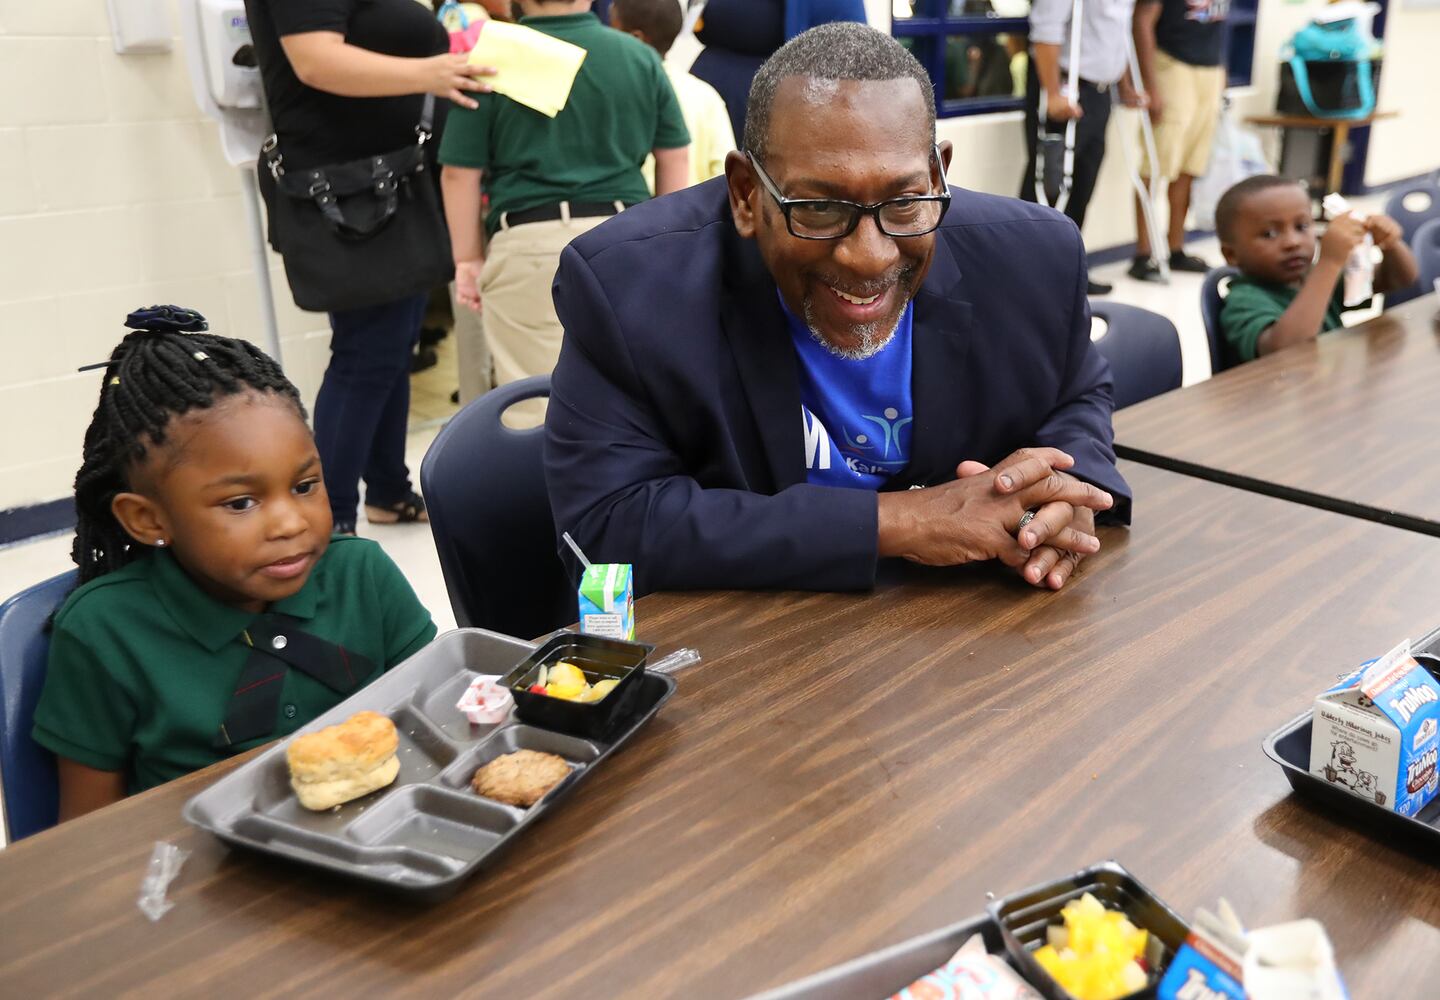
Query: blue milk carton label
578,563,634,640
1309,640,1440,817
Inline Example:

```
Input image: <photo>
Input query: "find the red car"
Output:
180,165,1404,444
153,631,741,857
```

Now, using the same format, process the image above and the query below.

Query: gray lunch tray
747,913,1016,1000
182,628,676,901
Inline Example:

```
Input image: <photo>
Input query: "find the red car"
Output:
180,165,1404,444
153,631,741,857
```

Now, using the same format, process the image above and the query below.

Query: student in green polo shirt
33,308,436,820
439,0,690,424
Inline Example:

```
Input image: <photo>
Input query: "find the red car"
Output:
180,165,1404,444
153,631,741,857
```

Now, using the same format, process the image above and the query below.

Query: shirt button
284,704,297,719
272,635,288,650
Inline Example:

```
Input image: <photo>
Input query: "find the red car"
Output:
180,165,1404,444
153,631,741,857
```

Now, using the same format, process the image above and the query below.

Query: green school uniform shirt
1220,272,1353,366
437,12,690,237
32,536,436,793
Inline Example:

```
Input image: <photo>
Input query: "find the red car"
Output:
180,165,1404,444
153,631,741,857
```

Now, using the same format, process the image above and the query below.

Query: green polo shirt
438,12,690,237
33,536,436,793
1221,273,1353,365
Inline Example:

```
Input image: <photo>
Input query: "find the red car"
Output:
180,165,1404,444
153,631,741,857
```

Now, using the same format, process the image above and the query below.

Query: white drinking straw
561,531,593,569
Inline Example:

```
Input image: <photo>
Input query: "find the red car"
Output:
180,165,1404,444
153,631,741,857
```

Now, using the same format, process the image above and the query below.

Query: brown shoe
364,492,428,525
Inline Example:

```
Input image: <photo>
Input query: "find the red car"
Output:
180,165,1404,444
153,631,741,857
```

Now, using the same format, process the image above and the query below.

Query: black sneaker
1087,278,1113,295
1127,256,1164,282
1169,250,1211,273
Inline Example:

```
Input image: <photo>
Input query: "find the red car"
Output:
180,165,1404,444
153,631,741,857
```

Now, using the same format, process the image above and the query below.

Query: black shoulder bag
257,95,454,313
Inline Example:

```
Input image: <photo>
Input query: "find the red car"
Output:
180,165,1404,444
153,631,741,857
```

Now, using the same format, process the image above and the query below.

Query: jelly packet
137,840,190,922
888,934,1041,1000
456,674,514,725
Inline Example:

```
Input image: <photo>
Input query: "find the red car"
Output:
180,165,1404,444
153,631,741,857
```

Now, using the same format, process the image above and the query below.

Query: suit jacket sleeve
1031,234,1133,524
545,246,880,594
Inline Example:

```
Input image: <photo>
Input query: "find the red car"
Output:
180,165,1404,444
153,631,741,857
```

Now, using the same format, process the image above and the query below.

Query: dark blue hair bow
124,305,209,334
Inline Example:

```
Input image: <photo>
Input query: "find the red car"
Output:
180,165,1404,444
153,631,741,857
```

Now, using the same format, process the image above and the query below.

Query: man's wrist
875,492,914,560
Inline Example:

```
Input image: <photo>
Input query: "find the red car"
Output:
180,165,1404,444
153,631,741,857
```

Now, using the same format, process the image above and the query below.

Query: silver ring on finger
1015,508,1038,536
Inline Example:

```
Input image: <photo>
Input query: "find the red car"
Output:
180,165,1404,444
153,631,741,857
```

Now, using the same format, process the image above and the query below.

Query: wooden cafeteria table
3,463,1439,998
1116,296,1440,535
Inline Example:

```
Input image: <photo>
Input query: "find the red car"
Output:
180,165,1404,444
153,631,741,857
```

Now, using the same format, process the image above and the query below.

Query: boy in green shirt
439,0,690,422
1216,175,1418,366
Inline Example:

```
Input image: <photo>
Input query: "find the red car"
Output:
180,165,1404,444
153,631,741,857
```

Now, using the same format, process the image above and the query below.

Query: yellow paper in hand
467,21,587,118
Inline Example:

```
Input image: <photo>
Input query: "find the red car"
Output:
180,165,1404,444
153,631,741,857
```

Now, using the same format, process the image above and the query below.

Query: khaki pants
1142,51,1226,181
479,210,612,426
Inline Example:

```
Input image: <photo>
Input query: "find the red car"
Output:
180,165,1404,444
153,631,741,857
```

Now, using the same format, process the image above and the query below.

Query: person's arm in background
1131,0,1163,120
281,32,494,108
1028,0,1082,121
442,166,486,311
1367,214,1420,294
652,147,690,196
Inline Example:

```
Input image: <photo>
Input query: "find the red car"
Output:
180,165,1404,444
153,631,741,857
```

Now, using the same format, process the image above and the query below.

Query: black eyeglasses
746,147,951,240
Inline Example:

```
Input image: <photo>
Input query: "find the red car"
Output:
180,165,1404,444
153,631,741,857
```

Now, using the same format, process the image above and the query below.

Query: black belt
504,201,626,228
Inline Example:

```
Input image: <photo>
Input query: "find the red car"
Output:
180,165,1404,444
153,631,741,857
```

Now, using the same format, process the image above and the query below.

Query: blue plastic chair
1088,300,1183,409
420,377,574,640
1200,265,1240,376
1383,179,1440,248
1412,216,1440,303
0,570,75,842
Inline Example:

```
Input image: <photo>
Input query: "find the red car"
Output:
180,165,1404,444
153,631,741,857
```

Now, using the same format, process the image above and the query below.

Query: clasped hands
876,447,1113,591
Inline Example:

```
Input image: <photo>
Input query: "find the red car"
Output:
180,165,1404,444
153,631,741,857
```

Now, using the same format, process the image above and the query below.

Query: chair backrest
1383,180,1440,248
1088,300,1183,409
419,377,573,640
1413,216,1440,302
0,569,75,842
1200,265,1240,376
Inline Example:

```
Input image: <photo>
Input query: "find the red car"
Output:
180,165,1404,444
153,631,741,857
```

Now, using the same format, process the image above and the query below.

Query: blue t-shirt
781,296,915,490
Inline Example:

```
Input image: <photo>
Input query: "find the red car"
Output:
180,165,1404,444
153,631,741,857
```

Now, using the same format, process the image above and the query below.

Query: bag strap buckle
262,134,284,178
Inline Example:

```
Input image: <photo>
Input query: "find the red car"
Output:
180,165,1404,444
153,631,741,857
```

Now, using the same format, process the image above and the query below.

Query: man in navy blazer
545,23,1129,595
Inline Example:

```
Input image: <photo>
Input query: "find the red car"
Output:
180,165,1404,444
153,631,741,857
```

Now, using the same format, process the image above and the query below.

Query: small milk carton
578,563,634,640
1309,639,1440,817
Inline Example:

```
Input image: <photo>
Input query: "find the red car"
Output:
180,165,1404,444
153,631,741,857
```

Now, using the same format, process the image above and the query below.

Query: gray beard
801,299,900,361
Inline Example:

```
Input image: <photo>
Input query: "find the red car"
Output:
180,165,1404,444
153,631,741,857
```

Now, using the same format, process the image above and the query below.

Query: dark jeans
1019,64,1114,233
314,293,426,525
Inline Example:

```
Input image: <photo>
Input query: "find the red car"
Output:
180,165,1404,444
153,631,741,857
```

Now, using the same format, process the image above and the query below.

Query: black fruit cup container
987,861,1190,1000
503,632,654,740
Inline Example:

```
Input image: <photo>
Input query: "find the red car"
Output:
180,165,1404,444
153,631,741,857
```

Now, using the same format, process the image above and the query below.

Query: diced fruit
528,684,547,695
545,661,589,700
1030,893,1151,1000
590,678,620,701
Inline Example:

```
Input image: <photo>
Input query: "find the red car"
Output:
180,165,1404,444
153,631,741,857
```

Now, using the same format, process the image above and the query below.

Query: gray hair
743,22,936,162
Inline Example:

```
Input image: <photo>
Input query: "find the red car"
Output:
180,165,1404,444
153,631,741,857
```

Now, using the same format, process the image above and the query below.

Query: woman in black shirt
245,0,492,533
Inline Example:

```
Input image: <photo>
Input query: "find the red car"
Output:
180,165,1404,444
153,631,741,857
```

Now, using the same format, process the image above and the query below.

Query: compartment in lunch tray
412,668,515,742
989,861,1189,1000
437,724,601,798
346,784,520,863
248,703,458,825
230,812,462,880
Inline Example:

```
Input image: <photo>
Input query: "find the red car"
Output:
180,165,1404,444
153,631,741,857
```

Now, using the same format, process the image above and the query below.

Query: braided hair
73,306,304,586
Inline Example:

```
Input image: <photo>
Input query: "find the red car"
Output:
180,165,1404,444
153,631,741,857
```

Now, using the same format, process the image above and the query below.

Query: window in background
892,0,1031,117
893,0,1258,117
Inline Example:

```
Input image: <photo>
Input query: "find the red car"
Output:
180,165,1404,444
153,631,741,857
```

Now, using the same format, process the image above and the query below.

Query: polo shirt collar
149,549,321,653
519,12,598,29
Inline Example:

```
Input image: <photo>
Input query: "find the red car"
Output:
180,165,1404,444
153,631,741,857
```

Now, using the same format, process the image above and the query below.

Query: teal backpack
1282,15,1377,120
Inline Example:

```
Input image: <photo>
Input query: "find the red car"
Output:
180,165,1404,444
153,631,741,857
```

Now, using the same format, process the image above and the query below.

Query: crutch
1033,0,1083,215
1118,33,1172,282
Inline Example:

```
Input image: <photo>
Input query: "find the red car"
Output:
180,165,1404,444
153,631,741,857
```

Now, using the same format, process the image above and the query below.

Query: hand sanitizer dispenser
198,0,262,110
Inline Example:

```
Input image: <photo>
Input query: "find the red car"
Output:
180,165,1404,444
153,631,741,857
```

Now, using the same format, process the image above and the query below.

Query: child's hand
1365,213,1404,251
1319,213,1367,267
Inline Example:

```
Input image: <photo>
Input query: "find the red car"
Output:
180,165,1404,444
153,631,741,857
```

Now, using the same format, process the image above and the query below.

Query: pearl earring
155,539,167,548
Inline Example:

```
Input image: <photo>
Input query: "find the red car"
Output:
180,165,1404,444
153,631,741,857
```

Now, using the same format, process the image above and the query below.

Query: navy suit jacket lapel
721,232,805,492
902,234,975,487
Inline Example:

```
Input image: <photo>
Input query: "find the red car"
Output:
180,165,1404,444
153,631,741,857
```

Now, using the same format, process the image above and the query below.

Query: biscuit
471,749,570,807
288,711,401,810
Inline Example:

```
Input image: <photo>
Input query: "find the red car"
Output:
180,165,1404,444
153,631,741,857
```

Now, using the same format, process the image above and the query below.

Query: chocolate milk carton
1309,640,1440,817
578,563,635,641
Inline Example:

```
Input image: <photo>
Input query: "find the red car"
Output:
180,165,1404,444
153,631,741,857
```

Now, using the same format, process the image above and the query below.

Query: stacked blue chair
1200,266,1240,376
1382,180,1440,307
1087,301,1183,408
420,377,574,640
0,570,75,841
1413,217,1440,302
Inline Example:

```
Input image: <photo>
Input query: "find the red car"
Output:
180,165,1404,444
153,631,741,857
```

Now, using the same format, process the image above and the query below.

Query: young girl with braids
33,307,436,821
